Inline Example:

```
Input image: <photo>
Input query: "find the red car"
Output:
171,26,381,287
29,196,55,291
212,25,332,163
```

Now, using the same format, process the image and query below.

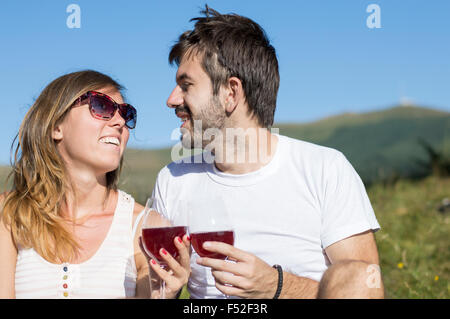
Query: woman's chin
97,160,121,175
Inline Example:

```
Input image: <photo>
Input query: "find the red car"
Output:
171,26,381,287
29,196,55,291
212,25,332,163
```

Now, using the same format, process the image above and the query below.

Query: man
152,6,384,299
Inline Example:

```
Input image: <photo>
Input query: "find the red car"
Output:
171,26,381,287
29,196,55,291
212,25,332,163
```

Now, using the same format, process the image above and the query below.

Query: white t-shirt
151,134,380,299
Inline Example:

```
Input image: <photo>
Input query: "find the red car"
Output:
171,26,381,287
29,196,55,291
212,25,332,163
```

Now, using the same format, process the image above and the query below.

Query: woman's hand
139,234,191,299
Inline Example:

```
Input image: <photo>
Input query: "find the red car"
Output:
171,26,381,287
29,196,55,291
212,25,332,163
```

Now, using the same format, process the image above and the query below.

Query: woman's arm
132,202,151,298
0,194,17,298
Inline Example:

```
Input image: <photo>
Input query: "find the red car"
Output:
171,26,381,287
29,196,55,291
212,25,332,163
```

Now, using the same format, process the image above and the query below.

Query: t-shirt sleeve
320,151,380,249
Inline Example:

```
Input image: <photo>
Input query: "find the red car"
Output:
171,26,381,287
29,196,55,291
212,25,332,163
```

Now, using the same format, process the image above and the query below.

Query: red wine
142,226,187,261
191,230,235,259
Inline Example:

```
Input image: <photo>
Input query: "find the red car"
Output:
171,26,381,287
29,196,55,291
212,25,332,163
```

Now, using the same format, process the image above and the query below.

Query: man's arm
258,229,382,298
319,230,384,298
198,229,382,299
325,230,379,264
197,242,319,298
277,272,319,298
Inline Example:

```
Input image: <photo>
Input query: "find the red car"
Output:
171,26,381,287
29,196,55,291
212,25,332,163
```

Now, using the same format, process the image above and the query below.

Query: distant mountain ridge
277,105,448,141
276,105,450,184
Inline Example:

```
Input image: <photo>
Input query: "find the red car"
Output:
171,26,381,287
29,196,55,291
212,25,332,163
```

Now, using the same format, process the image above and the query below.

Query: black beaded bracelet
272,264,283,299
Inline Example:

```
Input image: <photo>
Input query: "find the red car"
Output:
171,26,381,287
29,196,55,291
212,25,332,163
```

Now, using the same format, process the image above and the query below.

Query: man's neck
213,127,278,175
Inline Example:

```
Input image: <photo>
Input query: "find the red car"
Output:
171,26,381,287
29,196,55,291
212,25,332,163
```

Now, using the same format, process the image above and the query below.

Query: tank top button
63,292,69,297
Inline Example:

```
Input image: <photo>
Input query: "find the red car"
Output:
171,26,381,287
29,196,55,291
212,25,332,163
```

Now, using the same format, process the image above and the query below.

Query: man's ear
224,76,244,114
52,124,63,141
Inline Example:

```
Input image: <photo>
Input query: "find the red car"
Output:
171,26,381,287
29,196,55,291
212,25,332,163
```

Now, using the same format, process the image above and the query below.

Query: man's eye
181,83,191,91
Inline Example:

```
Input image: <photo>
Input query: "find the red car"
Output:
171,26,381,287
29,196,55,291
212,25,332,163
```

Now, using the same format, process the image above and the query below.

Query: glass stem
160,264,167,299
161,280,166,299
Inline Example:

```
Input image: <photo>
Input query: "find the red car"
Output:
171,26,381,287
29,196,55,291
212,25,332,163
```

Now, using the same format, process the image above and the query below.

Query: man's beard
180,96,226,150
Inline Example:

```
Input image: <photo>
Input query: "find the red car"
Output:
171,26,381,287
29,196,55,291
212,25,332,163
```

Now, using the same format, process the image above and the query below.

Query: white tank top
15,190,141,299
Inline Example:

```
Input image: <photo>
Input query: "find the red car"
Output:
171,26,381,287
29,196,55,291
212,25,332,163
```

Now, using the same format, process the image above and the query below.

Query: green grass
369,176,449,298
1,152,449,299
1,168,448,298
178,285,190,299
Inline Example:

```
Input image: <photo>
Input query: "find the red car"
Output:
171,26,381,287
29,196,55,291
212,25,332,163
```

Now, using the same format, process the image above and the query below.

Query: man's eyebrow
176,73,193,83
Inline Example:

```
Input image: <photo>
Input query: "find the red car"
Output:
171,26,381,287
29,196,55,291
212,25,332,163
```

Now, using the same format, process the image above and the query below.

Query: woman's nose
109,108,126,128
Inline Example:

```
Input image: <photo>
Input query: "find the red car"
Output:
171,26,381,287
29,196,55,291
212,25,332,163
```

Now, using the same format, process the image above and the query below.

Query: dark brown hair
169,5,280,127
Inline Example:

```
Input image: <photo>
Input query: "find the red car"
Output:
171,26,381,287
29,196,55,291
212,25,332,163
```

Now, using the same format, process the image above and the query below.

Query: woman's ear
224,77,244,114
52,124,63,141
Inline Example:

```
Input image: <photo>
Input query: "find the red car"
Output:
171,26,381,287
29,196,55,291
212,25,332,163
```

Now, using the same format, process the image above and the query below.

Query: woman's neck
62,167,112,222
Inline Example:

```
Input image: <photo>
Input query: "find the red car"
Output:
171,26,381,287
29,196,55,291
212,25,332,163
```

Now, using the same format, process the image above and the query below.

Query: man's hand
196,241,278,298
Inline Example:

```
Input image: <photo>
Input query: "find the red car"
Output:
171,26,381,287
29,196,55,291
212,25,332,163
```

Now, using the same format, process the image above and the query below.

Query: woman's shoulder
0,192,11,221
115,189,144,224
133,201,145,218
0,191,16,249
132,203,145,231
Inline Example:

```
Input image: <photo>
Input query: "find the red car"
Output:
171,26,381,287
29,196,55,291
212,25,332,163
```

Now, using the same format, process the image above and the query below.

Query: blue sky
0,0,449,165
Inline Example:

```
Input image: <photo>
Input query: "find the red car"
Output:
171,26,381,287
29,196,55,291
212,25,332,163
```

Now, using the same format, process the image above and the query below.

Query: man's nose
167,86,183,109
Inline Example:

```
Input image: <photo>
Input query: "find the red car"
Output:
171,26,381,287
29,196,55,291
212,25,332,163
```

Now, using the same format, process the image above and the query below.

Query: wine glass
140,197,187,299
188,196,235,298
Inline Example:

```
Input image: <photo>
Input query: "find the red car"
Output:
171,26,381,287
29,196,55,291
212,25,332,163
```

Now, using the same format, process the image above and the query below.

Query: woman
0,70,190,299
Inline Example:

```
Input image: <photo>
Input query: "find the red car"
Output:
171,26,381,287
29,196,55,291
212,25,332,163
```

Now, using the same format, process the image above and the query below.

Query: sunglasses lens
90,95,116,119
83,92,136,129
119,105,137,129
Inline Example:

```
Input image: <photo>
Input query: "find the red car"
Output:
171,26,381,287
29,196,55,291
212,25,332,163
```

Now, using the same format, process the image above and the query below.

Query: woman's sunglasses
74,91,137,129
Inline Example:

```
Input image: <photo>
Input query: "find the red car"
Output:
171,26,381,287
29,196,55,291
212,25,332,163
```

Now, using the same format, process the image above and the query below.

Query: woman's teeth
99,137,120,146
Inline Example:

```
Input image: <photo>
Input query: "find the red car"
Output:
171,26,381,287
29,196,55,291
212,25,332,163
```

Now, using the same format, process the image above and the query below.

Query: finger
185,234,193,255
158,248,181,273
174,235,191,269
196,257,243,276
211,270,245,289
183,233,191,245
149,258,185,296
202,241,250,262
183,234,192,253
214,281,245,298
148,258,172,282
159,246,191,280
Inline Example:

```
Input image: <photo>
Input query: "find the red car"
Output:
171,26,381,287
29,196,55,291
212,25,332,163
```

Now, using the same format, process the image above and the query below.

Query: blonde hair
1,70,125,263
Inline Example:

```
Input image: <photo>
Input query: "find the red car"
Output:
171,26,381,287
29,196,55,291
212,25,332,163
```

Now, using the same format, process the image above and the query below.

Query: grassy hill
277,105,450,185
368,175,449,298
